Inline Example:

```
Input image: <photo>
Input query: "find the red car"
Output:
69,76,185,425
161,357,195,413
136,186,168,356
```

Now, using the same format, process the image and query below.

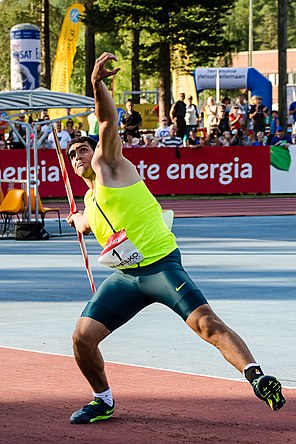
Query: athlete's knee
72,317,109,354
72,329,93,354
186,305,227,340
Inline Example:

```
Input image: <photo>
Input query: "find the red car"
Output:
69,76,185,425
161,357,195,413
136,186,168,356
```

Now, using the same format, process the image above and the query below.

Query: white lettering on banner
162,157,252,185
194,68,248,90
167,164,179,179
11,39,40,62
137,160,160,180
0,161,60,186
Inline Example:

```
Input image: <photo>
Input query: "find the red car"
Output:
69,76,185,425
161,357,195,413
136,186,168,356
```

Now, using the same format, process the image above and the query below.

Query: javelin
53,128,96,294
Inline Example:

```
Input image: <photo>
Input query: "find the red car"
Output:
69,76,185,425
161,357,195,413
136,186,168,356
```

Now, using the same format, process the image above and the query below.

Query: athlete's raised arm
91,52,122,165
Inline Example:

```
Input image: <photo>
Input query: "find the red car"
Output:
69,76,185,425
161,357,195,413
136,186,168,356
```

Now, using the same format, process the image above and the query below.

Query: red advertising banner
0,146,271,197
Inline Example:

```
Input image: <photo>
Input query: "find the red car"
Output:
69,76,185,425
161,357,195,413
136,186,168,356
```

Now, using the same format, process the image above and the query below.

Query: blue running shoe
252,375,285,411
70,398,115,424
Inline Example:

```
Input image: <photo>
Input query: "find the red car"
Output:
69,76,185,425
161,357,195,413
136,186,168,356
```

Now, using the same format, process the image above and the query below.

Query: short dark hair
66,136,97,159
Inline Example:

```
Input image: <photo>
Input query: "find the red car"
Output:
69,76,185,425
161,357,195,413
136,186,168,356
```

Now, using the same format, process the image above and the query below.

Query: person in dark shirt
186,128,201,147
170,92,186,139
249,96,269,138
270,126,292,146
121,99,142,142
217,107,230,135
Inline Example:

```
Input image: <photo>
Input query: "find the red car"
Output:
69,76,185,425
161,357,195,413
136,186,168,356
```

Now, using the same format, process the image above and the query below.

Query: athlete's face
68,142,94,178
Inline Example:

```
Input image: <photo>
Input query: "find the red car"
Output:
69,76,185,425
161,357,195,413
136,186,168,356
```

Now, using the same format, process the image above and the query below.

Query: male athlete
66,52,285,424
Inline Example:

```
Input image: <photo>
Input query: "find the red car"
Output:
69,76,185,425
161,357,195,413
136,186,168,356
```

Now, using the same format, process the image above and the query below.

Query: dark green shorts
81,248,208,332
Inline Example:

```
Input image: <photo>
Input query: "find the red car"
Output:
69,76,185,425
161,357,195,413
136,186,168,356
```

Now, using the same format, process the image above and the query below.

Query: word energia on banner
137,158,253,185
0,157,253,186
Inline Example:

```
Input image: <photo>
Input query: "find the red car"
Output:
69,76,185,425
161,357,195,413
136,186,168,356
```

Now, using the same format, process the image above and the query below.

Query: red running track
1,347,295,444
43,197,296,219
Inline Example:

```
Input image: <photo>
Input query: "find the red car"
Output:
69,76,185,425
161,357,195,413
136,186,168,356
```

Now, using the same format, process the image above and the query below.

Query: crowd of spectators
0,94,296,151
118,93,296,149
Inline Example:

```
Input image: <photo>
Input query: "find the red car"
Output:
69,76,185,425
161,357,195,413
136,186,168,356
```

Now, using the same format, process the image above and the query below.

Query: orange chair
29,190,62,234
0,188,25,234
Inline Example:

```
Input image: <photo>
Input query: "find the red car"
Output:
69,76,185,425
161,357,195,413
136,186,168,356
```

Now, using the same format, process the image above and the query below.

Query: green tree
223,0,296,52
90,0,235,116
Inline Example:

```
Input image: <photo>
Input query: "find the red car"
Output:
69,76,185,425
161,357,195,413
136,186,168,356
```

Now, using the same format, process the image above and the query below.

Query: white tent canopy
0,87,95,111
0,89,95,228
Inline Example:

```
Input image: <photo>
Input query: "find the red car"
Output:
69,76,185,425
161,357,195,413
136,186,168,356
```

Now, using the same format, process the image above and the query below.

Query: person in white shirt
185,95,199,138
47,121,72,149
154,116,170,142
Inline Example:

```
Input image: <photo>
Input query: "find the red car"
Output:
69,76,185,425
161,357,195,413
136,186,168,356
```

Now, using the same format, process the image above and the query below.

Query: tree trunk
159,42,171,121
41,0,51,88
131,13,140,103
278,0,288,131
85,0,96,97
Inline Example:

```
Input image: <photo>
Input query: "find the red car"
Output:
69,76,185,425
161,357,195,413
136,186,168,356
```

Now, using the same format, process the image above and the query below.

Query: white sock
242,363,260,375
93,388,113,407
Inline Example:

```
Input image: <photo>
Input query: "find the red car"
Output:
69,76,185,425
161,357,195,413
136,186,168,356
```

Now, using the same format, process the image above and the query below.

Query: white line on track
0,345,294,389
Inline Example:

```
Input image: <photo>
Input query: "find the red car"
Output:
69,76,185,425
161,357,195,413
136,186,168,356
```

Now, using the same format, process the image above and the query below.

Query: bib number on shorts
98,229,144,268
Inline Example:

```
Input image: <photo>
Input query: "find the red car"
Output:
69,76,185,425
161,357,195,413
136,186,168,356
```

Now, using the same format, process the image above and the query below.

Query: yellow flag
172,44,198,104
50,3,85,118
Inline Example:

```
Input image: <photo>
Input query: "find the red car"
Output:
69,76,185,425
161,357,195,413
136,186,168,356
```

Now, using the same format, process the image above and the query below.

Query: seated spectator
230,128,244,146
155,117,170,142
205,125,221,146
288,100,296,125
242,135,251,145
292,122,296,144
122,133,140,148
8,123,25,149
270,126,292,147
219,130,232,146
229,104,243,131
158,124,184,148
30,121,49,148
0,139,7,149
252,131,266,146
0,111,8,141
217,107,230,135
65,119,76,139
40,113,51,127
47,121,72,149
186,129,201,148
76,121,87,137
18,113,28,131
142,134,157,147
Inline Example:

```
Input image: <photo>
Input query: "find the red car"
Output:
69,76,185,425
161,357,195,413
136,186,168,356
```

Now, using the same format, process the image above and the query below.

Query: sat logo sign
70,8,80,23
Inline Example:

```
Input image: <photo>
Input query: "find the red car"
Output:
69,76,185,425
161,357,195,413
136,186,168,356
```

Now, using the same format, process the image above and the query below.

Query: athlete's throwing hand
91,52,121,84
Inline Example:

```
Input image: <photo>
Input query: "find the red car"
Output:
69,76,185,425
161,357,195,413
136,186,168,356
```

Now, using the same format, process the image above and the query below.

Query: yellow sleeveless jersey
84,180,178,267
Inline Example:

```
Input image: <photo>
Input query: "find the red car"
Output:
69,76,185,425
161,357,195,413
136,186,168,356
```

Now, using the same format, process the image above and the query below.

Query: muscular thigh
81,271,152,332
137,264,208,321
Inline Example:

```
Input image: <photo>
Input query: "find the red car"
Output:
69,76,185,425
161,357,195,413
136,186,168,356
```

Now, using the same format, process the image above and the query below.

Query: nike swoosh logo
175,282,186,292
